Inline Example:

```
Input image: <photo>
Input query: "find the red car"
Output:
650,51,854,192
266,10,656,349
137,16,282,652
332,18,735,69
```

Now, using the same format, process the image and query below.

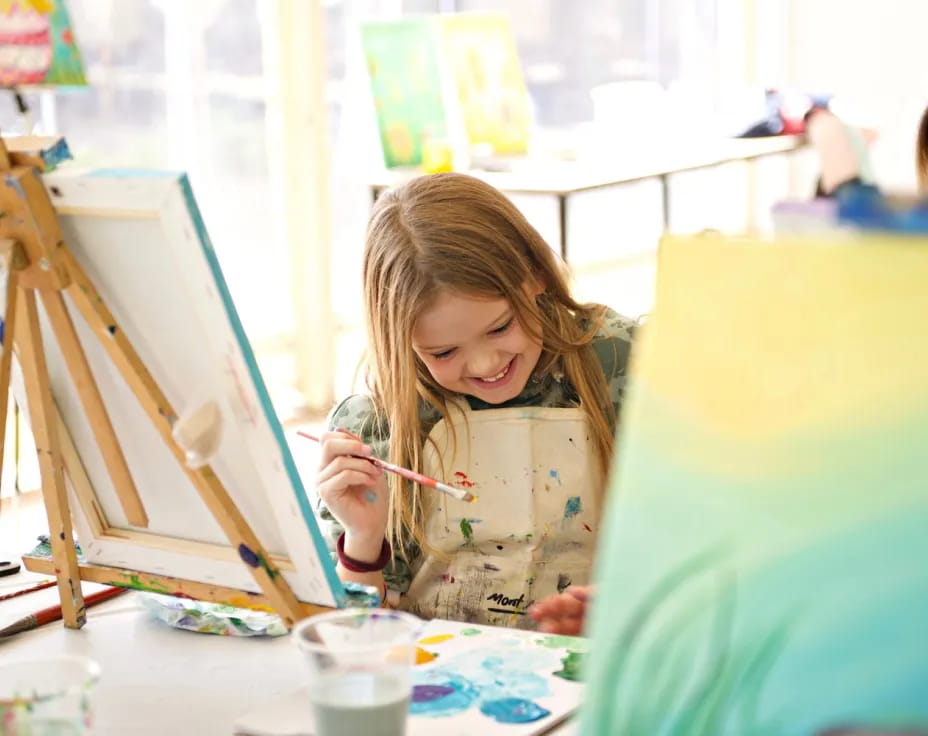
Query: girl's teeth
482,364,509,382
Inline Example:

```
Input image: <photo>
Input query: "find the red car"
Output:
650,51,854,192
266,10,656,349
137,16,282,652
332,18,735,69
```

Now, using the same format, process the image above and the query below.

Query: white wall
788,0,928,192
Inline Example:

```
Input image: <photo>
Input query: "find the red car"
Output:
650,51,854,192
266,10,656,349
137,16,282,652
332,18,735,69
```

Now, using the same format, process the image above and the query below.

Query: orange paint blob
414,647,438,665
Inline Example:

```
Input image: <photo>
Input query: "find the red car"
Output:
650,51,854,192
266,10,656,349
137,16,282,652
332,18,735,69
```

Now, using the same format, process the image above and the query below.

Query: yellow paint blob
414,647,438,665
227,595,276,613
418,633,455,645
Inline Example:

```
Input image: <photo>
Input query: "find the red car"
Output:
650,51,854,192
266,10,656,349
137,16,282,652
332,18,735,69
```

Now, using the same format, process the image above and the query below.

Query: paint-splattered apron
402,404,600,628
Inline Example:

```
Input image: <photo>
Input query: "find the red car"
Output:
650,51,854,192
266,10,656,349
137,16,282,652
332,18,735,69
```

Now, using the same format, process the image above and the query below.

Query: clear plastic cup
292,608,424,736
0,655,100,735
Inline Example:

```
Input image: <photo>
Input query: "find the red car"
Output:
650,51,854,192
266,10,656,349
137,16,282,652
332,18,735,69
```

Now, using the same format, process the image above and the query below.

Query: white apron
402,403,601,628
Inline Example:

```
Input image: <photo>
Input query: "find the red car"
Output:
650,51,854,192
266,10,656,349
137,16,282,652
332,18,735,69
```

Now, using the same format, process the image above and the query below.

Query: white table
1,578,578,735
2,583,304,736
369,135,806,258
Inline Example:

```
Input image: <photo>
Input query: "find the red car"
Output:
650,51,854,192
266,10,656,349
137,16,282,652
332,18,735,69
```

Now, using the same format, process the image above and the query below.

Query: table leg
660,174,670,231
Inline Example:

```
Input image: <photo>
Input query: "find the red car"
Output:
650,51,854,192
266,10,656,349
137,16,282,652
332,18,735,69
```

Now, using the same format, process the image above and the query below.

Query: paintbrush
297,430,477,503
0,579,56,603
0,586,128,638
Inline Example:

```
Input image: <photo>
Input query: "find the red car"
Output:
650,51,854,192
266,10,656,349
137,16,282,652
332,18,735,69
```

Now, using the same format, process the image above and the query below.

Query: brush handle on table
0,586,128,637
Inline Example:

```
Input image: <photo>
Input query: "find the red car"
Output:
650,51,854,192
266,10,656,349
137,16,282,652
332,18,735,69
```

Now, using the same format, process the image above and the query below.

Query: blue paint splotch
364,490,377,504
563,496,582,519
237,543,259,567
5,173,26,200
480,697,551,724
411,646,558,722
410,672,479,717
412,684,456,703
548,469,562,486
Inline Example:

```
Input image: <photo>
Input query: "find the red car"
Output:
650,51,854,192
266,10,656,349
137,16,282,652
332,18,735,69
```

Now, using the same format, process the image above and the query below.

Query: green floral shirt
317,307,635,593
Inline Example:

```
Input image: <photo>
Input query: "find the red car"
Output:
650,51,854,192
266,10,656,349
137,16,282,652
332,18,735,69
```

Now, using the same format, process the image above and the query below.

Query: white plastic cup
293,608,424,736
0,654,100,735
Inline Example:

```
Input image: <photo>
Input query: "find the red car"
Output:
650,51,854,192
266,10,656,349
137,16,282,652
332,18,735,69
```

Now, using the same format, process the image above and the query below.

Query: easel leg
0,240,16,484
0,239,25,485
14,287,85,628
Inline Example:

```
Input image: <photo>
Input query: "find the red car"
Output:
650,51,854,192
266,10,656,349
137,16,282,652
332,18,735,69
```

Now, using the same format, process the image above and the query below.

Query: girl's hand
527,586,592,636
316,430,390,562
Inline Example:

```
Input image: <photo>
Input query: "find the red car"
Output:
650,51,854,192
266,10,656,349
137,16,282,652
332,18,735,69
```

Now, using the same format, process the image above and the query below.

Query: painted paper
360,12,531,168
0,0,86,86
582,234,928,734
436,12,530,155
410,619,584,734
232,618,585,735
360,18,448,168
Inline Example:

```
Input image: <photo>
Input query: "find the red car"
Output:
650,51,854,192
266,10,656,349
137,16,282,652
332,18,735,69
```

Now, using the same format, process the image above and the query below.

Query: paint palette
233,619,586,736
408,619,584,734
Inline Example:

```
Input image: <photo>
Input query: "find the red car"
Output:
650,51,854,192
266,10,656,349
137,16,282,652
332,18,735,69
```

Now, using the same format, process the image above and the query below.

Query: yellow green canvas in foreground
582,234,928,735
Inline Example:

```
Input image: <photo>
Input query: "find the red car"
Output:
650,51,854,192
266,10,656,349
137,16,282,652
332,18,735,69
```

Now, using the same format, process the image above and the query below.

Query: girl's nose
466,350,503,378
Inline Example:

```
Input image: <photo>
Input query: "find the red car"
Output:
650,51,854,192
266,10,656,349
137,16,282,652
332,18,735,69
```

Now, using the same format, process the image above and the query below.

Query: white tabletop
368,135,805,196
1,577,304,736
0,574,578,735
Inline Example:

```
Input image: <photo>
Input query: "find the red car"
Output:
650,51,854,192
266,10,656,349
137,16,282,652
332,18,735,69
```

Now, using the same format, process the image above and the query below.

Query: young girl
315,172,635,627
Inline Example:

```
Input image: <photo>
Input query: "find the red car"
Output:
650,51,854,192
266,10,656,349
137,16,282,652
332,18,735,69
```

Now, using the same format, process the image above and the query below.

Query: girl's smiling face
412,288,543,404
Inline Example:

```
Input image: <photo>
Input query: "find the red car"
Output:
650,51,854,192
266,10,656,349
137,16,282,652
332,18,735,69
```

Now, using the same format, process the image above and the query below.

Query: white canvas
13,167,342,608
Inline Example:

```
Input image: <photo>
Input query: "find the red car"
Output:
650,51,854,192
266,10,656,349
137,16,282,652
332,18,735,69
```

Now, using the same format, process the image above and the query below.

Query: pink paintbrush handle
371,457,436,488
296,430,474,502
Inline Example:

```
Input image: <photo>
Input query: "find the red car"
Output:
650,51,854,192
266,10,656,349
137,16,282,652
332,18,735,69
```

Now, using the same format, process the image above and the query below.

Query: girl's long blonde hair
362,173,615,557
917,104,928,195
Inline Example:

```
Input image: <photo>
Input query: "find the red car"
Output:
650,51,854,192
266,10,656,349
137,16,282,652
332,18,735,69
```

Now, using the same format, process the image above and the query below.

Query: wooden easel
0,135,325,628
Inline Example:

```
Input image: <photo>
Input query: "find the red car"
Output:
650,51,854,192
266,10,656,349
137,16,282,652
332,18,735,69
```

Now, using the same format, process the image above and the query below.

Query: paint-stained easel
0,135,324,628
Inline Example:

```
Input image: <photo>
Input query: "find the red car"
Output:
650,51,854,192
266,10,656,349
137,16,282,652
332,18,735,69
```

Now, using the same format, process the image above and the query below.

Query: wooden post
0,239,25,483
14,287,85,628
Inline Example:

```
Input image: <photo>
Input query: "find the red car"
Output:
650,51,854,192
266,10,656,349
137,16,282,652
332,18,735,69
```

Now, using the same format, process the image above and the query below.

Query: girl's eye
431,348,456,360
490,319,513,335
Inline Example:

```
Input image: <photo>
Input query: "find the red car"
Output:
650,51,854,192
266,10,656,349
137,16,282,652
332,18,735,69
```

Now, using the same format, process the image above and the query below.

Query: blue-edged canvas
581,232,928,735
10,166,343,609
